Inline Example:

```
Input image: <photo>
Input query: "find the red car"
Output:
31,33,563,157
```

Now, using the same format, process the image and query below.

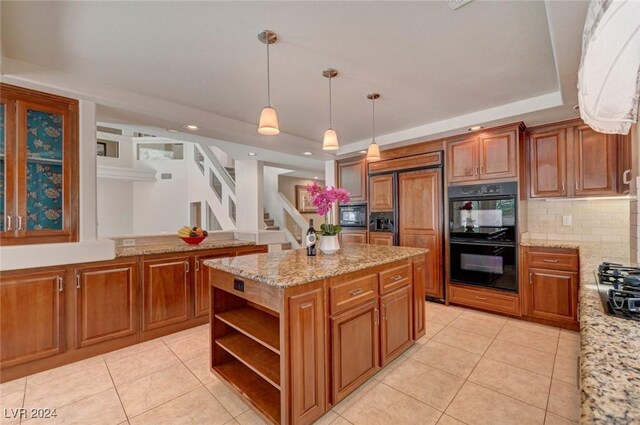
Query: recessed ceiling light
469,126,483,131
167,129,179,133
248,152,257,156
359,150,367,154
183,124,199,131
303,151,313,156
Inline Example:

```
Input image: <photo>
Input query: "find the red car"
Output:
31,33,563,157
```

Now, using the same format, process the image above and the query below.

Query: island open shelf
206,245,427,425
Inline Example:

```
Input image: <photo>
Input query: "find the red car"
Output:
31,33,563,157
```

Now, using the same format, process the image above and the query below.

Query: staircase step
281,242,292,250
264,213,270,219
264,219,275,226
266,226,280,231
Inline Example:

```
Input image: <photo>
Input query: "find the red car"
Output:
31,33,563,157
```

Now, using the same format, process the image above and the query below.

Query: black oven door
450,240,517,292
339,206,366,228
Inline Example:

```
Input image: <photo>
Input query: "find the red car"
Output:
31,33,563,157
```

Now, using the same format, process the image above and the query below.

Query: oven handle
449,239,516,248
449,195,515,202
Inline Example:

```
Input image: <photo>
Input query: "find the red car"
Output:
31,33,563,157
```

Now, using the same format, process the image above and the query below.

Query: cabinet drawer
330,274,378,315
449,284,520,316
210,271,283,313
527,250,578,271
380,264,411,294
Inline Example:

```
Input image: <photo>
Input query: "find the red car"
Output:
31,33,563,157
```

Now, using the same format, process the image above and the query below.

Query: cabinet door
412,258,426,340
524,268,578,324
15,100,77,243
529,129,567,198
398,169,443,299
0,270,65,367
380,285,412,366
478,130,517,180
447,138,477,183
574,124,618,196
194,252,232,318
331,299,379,403
340,230,367,244
142,256,191,331
0,98,17,239
369,232,394,246
338,158,366,203
289,284,326,423
618,134,632,195
75,263,137,347
369,174,394,212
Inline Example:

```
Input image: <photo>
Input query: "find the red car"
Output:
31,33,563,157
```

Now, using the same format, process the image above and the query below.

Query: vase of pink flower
306,182,351,254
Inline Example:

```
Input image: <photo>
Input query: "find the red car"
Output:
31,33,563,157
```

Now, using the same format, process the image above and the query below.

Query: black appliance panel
338,204,367,228
369,211,395,233
450,240,517,292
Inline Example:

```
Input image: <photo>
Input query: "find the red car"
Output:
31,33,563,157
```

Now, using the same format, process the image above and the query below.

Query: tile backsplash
526,198,630,243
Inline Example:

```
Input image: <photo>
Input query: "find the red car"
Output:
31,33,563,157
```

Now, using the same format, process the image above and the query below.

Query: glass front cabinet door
1,84,78,245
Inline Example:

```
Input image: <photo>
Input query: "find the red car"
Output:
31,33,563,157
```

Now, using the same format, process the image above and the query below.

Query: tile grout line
19,377,27,425
544,332,562,425
103,356,131,424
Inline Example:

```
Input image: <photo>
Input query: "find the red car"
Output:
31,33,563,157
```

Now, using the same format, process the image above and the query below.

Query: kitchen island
205,244,428,425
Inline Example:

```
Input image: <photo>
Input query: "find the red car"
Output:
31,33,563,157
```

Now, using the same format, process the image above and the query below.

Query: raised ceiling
1,1,585,166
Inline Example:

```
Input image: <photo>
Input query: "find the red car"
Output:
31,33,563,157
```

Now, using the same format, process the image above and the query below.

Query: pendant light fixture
366,93,381,161
322,68,339,150
257,30,280,135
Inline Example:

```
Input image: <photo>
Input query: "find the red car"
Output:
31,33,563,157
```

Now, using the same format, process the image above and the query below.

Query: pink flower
305,183,351,216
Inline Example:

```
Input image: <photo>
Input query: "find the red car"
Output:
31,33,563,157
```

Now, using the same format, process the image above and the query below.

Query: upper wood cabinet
528,119,628,199
447,129,518,183
1,269,65,368
337,157,366,203
528,128,567,198
0,84,79,245
369,174,394,212
74,262,137,348
573,124,618,196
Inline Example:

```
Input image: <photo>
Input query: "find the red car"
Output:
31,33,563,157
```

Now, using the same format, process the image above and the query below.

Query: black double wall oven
448,182,518,293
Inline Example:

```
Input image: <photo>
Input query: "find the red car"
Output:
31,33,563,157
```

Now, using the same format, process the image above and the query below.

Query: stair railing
277,192,308,249
194,143,236,229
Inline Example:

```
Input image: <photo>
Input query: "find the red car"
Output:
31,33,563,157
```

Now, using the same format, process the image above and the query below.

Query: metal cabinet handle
57,276,64,292
476,165,479,176
374,308,379,326
480,165,484,175
76,272,81,289
185,262,189,273
475,296,487,300
575,180,579,192
624,169,632,185
5,215,12,231
195,260,200,272
529,272,533,285
391,275,403,281
543,259,560,263
350,288,364,297
16,216,23,231
562,181,565,192
383,305,388,320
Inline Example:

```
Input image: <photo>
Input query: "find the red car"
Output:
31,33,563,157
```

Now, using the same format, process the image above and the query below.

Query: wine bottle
306,219,317,256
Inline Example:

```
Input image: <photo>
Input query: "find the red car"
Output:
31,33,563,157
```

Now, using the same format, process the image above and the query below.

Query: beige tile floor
0,302,581,425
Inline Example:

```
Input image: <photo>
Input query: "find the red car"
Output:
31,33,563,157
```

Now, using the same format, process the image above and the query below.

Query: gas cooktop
595,262,640,321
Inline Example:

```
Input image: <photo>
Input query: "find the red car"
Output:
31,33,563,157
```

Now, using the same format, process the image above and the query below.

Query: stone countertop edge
521,239,639,424
204,244,428,289
115,239,256,257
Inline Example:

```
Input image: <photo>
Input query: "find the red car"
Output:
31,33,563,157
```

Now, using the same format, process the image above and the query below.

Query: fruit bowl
179,235,208,245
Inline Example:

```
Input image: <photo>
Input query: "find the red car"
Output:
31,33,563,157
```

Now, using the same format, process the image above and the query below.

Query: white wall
97,180,134,235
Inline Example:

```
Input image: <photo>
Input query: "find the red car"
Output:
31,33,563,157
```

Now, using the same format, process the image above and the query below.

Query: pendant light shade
322,68,339,150
366,141,381,161
258,106,280,135
257,30,279,136
322,128,339,150
366,93,381,161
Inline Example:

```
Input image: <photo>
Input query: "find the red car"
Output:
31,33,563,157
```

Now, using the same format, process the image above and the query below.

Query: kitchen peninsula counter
115,238,256,257
520,238,639,424
205,244,428,425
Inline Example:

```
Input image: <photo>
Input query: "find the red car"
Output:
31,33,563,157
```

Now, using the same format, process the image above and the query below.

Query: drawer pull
350,288,364,297
475,296,487,300
391,275,403,281
529,272,533,285
543,259,560,263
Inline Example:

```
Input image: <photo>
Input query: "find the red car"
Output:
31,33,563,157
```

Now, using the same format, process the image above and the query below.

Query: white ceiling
0,1,587,171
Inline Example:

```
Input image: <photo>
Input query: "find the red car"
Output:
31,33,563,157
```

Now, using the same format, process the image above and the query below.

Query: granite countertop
115,239,255,257
521,239,639,424
204,244,427,288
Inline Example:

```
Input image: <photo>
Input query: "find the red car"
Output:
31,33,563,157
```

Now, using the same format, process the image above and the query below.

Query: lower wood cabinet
522,247,579,329
369,232,394,246
339,229,367,244
448,283,521,317
142,256,191,331
74,262,137,347
330,298,380,403
380,285,412,366
194,251,232,318
412,258,426,339
0,269,65,367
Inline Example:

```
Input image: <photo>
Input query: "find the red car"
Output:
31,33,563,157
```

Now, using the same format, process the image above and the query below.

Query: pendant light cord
266,41,271,106
372,97,376,143
329,77,332,128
